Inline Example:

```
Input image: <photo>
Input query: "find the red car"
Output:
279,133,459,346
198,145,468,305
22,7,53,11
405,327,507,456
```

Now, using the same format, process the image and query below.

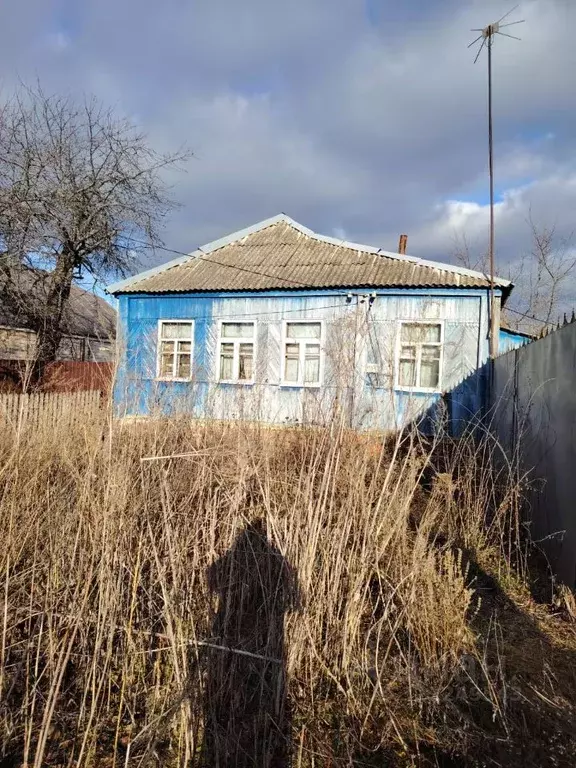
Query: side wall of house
0,327,37,361
114,288,499,431
0,325,115,363
499,328,530,354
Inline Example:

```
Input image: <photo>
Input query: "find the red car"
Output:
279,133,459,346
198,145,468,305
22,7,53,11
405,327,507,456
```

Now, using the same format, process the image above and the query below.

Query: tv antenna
468,5,525,358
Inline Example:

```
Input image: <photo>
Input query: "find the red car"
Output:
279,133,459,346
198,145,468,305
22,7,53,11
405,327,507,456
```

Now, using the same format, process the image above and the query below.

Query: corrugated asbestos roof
108,215,513,296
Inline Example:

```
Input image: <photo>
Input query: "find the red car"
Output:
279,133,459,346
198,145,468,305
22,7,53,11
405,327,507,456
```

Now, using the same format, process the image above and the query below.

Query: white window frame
394,319,444,393
280,319,325,388
217,320,257,384
156,319,195,381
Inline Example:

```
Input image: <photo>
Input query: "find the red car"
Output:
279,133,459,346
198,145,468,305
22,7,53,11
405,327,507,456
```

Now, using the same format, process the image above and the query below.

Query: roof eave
112,284,508,297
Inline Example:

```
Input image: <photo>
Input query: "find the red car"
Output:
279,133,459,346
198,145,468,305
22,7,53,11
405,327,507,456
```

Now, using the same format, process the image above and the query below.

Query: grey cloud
0,0,575,293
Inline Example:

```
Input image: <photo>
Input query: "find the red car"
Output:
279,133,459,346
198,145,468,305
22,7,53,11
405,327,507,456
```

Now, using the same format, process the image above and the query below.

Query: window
157,321,194,380
396,322,442,390
282,321,322,386
218,322,255,383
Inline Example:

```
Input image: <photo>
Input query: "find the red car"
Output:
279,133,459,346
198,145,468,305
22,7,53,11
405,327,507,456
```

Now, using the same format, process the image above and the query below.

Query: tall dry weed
0,413,572,767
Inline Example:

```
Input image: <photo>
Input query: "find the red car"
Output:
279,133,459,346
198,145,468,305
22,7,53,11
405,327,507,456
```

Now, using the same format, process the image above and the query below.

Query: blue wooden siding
499,327,531,354
114,287,521,431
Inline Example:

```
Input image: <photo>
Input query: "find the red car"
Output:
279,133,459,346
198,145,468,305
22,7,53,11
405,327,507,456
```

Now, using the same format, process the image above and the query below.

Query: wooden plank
0,389,106,432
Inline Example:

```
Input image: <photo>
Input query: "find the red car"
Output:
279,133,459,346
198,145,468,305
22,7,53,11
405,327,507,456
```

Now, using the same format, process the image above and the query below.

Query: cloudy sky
1,0,575,292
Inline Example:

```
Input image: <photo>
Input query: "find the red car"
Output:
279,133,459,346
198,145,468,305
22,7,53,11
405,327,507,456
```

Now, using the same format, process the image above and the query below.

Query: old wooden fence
0,390,105,431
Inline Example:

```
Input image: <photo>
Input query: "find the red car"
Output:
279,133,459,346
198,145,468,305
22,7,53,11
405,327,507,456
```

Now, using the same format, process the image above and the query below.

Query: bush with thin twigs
0,412,575,767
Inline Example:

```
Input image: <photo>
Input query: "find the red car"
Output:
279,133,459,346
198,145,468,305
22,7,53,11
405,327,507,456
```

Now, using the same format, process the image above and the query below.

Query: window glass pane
400,323,441,343
222,322,254,338
304,343,321,384
160,355,173,378
162,322,192,339
285,342,301,383
287,322,321,339
238,343,254,380
400,344,416,360
177,354,191,379
220,356,233,380
179,341,192,354
399,359,417,387
219,343,234,380
400,324,417,342
284,356,299,382
421,344,440,361
420,359,440,388
304,355,320,383
423,324,441,343
160,341,175,377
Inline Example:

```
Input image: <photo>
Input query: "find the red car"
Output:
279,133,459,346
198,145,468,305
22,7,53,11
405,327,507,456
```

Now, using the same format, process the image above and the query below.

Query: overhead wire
504,306,559,327
119,236,357,295
149,300,358,324
118,238,566,331
9,234,557,329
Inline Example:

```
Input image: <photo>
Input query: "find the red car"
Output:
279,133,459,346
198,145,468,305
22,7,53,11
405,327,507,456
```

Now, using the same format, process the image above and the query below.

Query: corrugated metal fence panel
0,390,104,432
490,321,576,586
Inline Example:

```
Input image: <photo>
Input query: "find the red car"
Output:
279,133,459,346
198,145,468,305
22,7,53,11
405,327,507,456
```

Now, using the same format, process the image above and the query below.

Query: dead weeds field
0,415,575,767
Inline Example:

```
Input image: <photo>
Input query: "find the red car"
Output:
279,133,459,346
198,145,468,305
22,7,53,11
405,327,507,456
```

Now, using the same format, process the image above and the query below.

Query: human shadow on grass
202,519,299,768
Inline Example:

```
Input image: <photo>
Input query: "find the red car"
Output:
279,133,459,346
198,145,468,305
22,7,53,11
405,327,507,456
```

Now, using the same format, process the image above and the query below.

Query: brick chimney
398,234,408,255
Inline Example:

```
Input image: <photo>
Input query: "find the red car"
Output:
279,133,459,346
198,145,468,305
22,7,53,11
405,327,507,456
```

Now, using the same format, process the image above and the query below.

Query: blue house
108,214,522,430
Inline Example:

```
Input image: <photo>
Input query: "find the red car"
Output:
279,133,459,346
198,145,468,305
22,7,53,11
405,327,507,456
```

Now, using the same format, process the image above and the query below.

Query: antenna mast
469,6,525,358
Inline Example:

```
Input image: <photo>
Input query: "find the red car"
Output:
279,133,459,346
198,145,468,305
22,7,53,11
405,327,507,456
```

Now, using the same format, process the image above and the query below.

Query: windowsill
279,382,322,389
217,380,256,386
394,385,441,395
155,377,194,383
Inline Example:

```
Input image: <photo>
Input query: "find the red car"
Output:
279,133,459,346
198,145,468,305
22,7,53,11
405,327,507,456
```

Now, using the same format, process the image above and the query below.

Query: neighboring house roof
0,269,116,339
64,284,117,338
107,214,514,298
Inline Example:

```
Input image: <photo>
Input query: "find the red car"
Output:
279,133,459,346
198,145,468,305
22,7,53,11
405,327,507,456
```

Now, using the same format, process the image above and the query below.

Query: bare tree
453,217,576,336
452,231,488,275
0,84,189,379
505,215,576,334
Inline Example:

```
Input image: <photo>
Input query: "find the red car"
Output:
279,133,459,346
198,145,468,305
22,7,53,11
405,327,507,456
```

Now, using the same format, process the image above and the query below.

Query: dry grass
0,413,575,767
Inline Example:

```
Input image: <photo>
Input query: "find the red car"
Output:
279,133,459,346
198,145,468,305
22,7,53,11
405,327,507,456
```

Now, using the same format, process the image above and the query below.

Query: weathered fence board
0,390,104,431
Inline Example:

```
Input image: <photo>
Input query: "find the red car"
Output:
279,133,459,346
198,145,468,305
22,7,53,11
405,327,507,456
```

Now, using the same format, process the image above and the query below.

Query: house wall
57,336,115,363
115,288,500,431
0,327,37,361
499,328,530,354
0,325,114,363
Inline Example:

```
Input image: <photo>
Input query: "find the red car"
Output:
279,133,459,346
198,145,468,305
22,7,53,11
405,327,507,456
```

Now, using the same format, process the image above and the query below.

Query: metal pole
488,30,497,358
